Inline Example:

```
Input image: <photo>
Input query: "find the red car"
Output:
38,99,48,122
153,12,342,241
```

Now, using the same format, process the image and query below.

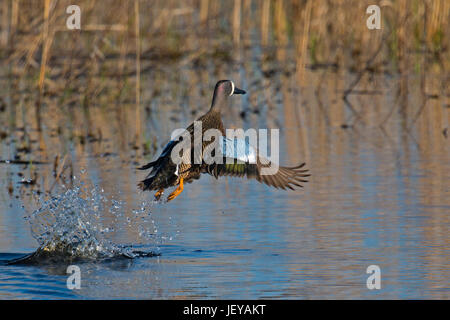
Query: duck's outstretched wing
204,137,310,190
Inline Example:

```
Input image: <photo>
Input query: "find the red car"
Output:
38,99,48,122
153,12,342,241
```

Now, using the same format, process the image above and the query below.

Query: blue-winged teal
138,80,310,201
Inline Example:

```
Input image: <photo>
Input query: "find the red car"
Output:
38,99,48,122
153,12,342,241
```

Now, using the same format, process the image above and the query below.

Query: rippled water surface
1,66,449,299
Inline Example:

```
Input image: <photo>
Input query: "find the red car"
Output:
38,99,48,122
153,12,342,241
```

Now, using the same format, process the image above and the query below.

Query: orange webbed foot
167,178,184,202
154,189,164,201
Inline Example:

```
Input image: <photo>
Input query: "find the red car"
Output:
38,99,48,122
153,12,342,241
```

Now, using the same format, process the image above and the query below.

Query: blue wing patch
219,136,257,164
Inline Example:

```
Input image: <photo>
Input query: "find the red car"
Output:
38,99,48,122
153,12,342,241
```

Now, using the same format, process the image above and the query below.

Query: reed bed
0,1,448,82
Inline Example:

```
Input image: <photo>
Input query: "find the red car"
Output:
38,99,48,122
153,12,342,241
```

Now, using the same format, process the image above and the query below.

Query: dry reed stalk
200,0,209,25
274,0,288,45
36,0,53,152
11,0,18,27
38,0,51,97
398,0,408,73
7,0,19,51
297,0,312,85
0,0,8,47
233,0,241,46
134,0,141,150
274,0,288,61
428,0,441,43
261,0,270,47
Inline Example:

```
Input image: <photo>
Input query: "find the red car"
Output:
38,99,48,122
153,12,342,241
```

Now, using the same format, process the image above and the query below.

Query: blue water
1,147,449,299
1,72,449,299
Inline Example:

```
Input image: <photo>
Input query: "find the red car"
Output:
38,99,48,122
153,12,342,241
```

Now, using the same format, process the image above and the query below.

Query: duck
138,80,310,202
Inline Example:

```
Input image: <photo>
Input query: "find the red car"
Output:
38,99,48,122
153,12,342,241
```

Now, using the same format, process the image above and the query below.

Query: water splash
16,179,168,264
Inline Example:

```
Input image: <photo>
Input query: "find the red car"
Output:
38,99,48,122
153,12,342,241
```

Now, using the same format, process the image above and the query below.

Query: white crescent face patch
229,81,235,96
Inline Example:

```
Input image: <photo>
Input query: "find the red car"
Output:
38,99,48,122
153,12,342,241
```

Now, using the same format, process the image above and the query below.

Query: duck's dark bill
233,87,246,95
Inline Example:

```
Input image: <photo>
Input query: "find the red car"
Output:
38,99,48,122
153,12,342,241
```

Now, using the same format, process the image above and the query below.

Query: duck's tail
138,176,155,191
137,160,158,191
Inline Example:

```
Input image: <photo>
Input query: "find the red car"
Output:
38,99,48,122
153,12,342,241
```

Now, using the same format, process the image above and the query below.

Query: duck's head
210,80,246,112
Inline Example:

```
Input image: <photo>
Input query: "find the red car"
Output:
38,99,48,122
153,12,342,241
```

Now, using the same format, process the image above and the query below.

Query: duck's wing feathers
204,137,310,190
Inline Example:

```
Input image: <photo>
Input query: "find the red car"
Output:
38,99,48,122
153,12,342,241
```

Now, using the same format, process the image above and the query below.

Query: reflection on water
0,59,449,298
